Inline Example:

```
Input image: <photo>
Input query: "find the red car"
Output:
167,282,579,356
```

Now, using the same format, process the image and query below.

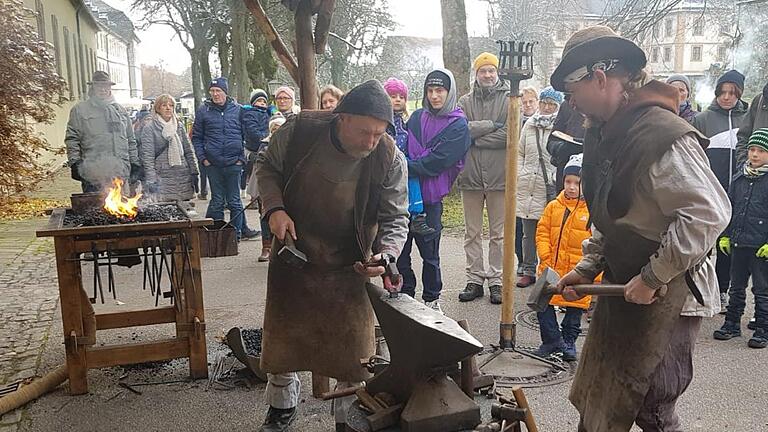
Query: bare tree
440,0,472,96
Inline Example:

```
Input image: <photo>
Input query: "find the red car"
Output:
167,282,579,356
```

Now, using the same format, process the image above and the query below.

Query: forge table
37,208,213,395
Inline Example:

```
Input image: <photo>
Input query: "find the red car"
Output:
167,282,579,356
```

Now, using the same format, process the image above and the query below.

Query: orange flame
103,178,142,218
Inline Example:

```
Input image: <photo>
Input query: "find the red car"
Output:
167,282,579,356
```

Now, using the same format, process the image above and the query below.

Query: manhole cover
515,310,590,337
477,346,576,388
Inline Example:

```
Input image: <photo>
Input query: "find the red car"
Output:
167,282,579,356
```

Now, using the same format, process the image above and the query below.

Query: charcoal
63,204,188,227
241,328,263,356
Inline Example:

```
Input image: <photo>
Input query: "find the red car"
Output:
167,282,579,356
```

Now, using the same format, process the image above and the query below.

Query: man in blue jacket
192,78,257,239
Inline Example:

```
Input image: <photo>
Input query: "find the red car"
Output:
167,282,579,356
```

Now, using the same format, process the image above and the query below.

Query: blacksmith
551,26,730,431
254,80,409,432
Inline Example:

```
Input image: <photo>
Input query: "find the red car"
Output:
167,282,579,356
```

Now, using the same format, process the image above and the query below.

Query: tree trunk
230,0,251,102
191,52,203,109
294,0,318,109
440,0,471,96
216,25,231,80
196,44,213,90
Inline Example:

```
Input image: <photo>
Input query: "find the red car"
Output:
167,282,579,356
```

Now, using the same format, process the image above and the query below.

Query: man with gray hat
254,80,408,432
550,26,730,431
66,70,139,191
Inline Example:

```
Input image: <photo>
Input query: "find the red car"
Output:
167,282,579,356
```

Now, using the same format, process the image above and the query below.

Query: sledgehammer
526,267,666,312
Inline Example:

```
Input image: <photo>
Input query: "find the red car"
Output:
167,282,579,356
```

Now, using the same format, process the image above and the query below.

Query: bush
0,0,66,202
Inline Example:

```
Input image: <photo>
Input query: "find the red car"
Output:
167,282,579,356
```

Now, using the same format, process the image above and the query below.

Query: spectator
456,52,509,305
192,77,258,240
516,86,562,288
546,100,585,192
667,74,696,123
242,89,271,206
692,69,749,311
736,81,768,166
714,128,768,349
397,69,471,313
139,94,199,208
516,86,540,274
320,84,344,110
66,70,139,192
274,86,301,119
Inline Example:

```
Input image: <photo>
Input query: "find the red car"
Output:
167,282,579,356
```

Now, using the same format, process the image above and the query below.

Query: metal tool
526,267,667,313
277,235,308,268
365,255,401,298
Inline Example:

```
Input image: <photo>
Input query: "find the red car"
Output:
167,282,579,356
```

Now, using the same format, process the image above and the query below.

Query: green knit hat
748,128,768,152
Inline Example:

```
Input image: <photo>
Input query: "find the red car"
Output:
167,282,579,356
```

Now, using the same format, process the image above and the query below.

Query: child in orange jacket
534,154,597,361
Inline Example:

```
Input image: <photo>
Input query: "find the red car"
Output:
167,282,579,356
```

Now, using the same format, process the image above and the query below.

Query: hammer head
277,237,308,269
526,268,560,312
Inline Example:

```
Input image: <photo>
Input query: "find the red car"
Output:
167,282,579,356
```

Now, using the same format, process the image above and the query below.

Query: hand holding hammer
354,254,403,296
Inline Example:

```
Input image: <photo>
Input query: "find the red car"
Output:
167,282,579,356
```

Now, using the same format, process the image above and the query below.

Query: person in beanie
692,69,749,311
736,81,768,166
516,86,563,288
255,80,408,432
274,86,300,119
383,77,435,236
546,101,586,192
456,52,509,304
534,154,598,361
551,25,729,431
192,78,258,240
396,69,471,313
66,71,140,191
714,127,768,349
666,74,697,122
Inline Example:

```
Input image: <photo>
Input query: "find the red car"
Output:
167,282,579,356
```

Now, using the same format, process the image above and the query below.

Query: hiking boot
533,341,564,358
516,275,536,288
197,193,208,200
242,227,261,240
458,282,484,302
719,292,729,314
713,321,741,340
410,213,437,236
489,285,502,304
259,406,297,432
562,341,578,361
748,318,757,331
748,328,768,349
425,300,443,314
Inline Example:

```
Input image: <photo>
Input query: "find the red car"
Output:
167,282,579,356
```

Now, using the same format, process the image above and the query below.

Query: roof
87,0,140,43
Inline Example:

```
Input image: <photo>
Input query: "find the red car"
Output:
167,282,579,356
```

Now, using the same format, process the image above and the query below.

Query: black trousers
727,247,768,330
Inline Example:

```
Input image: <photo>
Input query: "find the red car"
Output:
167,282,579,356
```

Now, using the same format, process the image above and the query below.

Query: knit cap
383,77,408,99
250,88,268,105
473,52,499,71
748,128,768,152
539,86,564,105
716,70,745,95
209,77,229,94
563,153,583,177
275,86,295,101
333,80,394,127
425,70,451,92
666,74,691,94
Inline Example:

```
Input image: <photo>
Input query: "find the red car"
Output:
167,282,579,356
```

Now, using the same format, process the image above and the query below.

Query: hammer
526,268,666,312
277,235,308,269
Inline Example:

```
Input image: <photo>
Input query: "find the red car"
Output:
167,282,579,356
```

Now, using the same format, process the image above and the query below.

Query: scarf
530,112,558,129
678,100,697,122
744,161,768,178
156,114,184,166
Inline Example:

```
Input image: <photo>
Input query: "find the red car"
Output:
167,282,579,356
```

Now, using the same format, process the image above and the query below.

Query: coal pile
241,328,263,356
64,204,188,227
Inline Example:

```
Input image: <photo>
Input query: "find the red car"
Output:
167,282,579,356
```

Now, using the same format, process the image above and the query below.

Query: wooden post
500,92,521,348
54,237,88,395
294,0,319,109
312,373,331,398
185,229,208,379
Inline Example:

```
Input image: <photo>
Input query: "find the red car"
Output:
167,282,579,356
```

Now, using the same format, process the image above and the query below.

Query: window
692,18,703,36
651,47,660,63
691,45,702,62
663,46,672,62
34,0,46,41
664,19,673,37
720,22,730,34
717,45,727,61
51,15,61,75
63,27,74,99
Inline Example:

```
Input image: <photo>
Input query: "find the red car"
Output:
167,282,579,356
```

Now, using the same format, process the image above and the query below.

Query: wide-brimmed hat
88,70,115,85
550,26,646,92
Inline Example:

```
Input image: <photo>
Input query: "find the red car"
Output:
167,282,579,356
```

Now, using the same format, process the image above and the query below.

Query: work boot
489,285,502,304
748,328,768,349
458,282,484,302
713,321,741,340
533,341,564,358
336,423,346,432
259,406,297,432
242,227,261,240
748,318,757,330
409,213,437,236
719,292,729,314
258,238,271,262
197,193,208,200
516,275,536,288
425,300,443,314
562,340,578,361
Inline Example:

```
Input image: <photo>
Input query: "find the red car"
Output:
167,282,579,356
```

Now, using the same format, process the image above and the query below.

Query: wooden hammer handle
569,284,668,298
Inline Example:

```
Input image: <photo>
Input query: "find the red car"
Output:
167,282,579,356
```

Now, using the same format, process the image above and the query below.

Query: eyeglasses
275,97,292,102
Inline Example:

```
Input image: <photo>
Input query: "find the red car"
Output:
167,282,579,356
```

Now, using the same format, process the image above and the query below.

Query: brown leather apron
259,132,375,382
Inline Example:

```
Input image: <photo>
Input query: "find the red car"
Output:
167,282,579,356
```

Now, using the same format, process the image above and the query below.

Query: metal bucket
70,192,105,214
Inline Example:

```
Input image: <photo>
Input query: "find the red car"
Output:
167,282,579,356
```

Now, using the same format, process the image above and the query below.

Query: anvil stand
478,40,569,388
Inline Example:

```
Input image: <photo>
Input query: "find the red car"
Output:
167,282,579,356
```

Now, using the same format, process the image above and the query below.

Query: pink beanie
383,77,408,99
275,86,295,101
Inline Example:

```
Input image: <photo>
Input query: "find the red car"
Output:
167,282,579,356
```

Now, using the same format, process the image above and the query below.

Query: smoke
693,78,715,109
77,155,130,189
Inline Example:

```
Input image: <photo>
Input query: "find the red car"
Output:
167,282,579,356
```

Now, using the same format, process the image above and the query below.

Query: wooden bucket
199,220,238,257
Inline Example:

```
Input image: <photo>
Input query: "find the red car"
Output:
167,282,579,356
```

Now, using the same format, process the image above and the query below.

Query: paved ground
1,174,767,431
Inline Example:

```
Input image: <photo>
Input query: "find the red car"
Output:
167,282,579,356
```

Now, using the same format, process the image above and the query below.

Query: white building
88,0,143,106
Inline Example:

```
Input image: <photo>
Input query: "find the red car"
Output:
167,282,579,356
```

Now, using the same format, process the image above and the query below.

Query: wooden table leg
184,229,208,379
54,237,88,395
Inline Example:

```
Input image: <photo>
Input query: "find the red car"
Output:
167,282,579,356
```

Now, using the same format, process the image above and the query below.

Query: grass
441,188,491,235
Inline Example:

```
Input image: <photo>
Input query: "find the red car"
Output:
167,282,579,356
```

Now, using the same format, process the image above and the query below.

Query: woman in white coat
516,87,564,287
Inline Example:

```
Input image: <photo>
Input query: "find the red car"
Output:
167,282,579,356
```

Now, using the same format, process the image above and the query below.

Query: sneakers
410,213,437,236
458,283,484,302
562,341,578,361
259,406,297,432
748,328,768,349
719,292,729,314
489,285,502,304
713,321,741,340
425,300,443,314
533,341,564,358
242,228,261,240
516,275,536,288
748,318,757,331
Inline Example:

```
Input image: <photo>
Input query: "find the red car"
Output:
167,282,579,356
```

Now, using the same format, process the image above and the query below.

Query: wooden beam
313,0,335,55
86,339,189,369
55,237,89,395
95,307,177,330
243,0,300,86
295,0,319,109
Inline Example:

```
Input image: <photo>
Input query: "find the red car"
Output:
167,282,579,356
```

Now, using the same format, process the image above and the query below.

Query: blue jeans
727,247,768,329
205,164,245,237
398,202,443,302
537,305,583,344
